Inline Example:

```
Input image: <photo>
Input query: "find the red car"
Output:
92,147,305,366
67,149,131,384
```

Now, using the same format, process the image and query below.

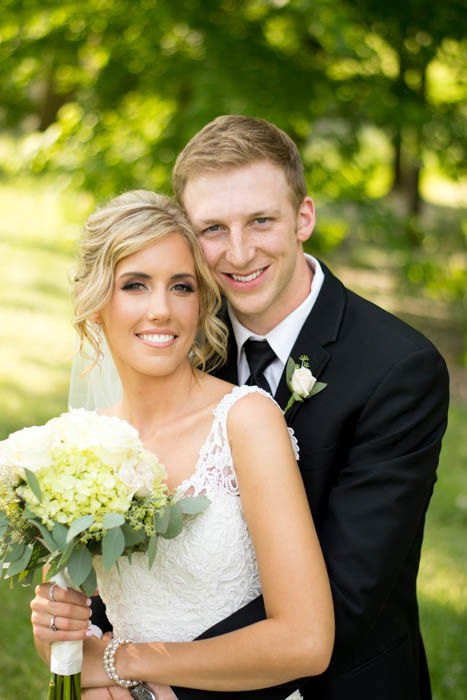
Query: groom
168,115,449,700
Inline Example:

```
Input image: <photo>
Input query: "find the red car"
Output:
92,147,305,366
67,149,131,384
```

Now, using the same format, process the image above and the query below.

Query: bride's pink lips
221,266,269,290
135,330,178,348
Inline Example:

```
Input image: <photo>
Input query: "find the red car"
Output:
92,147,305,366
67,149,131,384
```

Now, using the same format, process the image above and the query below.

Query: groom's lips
222,266,269,289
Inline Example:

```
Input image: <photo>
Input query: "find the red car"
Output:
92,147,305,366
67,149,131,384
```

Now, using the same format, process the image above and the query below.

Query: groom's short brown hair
172,115,307,211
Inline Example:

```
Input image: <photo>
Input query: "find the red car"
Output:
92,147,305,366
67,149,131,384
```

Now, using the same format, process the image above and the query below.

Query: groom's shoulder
328,267,444,361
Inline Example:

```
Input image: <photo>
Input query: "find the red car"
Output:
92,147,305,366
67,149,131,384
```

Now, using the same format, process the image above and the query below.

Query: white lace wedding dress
94,385,302,699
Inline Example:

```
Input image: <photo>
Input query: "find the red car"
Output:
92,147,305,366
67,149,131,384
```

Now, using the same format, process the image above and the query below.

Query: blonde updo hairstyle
73,190,227,372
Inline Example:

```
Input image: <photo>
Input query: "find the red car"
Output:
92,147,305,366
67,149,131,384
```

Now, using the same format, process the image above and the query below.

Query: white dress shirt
228,255,324,394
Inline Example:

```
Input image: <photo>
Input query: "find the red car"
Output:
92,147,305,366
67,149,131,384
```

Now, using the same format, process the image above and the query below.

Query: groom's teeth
231,269,264,282
138,334,175,343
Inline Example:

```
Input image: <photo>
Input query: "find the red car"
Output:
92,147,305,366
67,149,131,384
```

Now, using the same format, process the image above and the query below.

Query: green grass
0,180,465,699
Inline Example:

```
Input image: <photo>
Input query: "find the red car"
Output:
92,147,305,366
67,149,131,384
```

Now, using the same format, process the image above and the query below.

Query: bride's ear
90,312,102,326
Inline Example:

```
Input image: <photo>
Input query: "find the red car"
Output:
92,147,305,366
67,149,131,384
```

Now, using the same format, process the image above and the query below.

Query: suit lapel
275,263,347,424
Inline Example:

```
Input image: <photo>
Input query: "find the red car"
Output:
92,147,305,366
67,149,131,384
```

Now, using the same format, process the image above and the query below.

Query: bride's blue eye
172,282,195,293
121,281,147,291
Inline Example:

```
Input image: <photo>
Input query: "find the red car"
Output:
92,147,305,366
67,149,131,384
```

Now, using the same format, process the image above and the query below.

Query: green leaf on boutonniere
286,357,297,384
310,381,327,397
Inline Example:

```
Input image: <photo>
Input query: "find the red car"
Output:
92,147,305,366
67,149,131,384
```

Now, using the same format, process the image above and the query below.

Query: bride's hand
30,582,92,662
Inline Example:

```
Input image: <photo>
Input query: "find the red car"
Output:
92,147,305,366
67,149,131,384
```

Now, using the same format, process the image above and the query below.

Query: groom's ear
296,197,316,244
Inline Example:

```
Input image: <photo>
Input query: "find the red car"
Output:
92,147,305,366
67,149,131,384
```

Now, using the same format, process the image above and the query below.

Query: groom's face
182,160,315,334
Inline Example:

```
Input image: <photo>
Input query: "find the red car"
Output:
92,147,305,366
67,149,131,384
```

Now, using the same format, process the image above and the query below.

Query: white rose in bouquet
4,424,56,472
94,415,142,467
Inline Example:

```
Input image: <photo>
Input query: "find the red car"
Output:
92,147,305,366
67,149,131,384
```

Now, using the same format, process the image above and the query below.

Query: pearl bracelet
103,637,142,689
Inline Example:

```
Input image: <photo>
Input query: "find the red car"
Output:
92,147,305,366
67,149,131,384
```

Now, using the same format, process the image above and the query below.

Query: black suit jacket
171,262,449,700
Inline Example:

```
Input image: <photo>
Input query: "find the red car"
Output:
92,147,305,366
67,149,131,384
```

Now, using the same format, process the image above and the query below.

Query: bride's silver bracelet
103,637,142,689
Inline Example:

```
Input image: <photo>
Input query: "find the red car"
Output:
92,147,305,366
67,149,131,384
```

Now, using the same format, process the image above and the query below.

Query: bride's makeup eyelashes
120,281,196,294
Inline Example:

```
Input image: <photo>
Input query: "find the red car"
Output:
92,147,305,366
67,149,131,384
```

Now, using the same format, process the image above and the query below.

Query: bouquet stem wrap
50,571,83,676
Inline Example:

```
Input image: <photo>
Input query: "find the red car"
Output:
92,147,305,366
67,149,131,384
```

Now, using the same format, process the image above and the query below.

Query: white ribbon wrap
49,571,83,676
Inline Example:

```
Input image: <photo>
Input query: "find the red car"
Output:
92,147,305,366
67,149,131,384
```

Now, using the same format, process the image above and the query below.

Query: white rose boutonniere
284,355,327,415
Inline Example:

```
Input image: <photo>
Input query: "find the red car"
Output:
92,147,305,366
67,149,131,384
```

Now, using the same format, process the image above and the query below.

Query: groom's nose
225,227,254,268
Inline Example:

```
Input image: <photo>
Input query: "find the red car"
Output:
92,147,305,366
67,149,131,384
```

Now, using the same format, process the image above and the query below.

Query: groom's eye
202,224,221,234
254,217,269,225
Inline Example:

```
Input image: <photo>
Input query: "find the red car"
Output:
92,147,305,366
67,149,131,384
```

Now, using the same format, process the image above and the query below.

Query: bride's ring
49,583,57,602
49,615,58,632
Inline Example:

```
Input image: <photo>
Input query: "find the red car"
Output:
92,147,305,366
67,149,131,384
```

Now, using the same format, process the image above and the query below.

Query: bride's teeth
138,334,175,343
231,269,263,282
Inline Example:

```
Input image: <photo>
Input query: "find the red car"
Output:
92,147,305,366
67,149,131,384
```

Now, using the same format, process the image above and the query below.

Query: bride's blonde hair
72,190,227,372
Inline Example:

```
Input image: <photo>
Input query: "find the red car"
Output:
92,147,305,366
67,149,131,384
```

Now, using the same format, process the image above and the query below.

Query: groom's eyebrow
197,208,280,225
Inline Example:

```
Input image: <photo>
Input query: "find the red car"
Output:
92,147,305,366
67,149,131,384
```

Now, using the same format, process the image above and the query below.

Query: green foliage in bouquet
0,409,209,595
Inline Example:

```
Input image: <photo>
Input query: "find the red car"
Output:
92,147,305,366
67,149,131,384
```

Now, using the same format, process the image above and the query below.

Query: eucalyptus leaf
147,531,158,570
0,522,10,539
102,512,125,529
66,514,95,543
56,539,76,571
3,541,25,563
81,565,97,597
154,507,170,534
5,544,33,577
30,520,58,553
24,469,42,503
161,503,183,540
68,545,93,587
121,523,146,548
176,495,210,515
102,526,125,571
52,523,69,550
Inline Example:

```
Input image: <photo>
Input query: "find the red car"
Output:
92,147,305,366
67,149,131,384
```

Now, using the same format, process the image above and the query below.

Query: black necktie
244,339,276,394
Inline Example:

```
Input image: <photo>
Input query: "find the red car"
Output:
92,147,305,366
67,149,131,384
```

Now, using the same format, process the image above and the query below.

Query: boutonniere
284,355,327,415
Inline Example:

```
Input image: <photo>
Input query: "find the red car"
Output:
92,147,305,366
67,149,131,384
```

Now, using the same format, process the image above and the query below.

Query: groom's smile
182,160,316,335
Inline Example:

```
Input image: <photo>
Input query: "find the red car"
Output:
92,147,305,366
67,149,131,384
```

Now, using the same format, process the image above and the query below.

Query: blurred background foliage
0,0,465,350
0,1,466,698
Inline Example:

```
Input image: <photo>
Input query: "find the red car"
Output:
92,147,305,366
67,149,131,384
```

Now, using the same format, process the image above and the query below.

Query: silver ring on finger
49,583,57,602
49,615,58,632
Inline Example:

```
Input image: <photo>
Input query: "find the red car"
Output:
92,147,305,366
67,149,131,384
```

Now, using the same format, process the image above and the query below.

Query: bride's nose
147,289,171,321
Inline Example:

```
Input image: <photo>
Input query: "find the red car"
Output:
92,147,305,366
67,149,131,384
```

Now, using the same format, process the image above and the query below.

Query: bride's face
98,232,200,378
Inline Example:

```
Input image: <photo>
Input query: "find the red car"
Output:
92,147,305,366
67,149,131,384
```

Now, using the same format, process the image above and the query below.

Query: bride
30,190,334,699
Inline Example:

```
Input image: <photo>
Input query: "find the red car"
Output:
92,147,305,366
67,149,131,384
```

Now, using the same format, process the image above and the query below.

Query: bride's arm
82,392,334,691
31,392,334,691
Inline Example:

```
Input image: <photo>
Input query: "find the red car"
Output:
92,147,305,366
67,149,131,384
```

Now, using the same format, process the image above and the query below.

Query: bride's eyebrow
118,271,152,280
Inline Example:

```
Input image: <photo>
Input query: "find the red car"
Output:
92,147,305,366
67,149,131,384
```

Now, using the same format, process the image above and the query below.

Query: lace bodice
94,385,301,699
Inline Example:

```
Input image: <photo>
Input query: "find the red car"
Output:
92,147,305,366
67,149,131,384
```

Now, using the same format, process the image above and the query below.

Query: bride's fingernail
85,629,94,636
86,598,92,606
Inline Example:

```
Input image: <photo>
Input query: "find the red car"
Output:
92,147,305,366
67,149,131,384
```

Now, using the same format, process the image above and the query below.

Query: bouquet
0,409,209,699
